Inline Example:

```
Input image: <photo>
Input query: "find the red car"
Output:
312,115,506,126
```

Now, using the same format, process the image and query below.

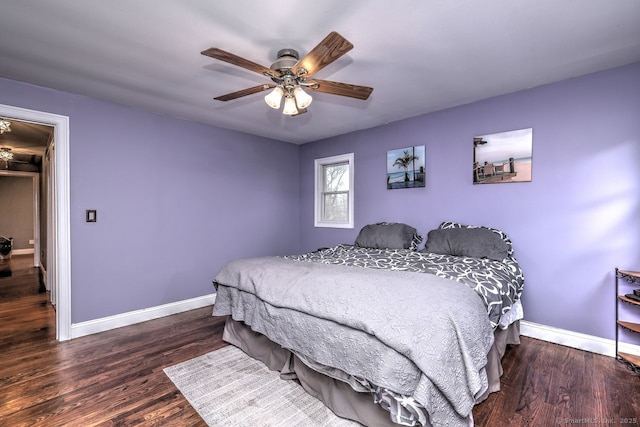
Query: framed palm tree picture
387,145,425,189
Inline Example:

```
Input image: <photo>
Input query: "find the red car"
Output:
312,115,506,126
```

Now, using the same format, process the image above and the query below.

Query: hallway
0,254,53,342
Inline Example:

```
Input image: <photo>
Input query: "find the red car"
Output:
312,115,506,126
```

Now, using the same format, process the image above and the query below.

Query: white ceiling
0,1,639,144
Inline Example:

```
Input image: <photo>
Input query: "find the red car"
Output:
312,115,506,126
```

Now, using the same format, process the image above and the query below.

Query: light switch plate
86,210,97,222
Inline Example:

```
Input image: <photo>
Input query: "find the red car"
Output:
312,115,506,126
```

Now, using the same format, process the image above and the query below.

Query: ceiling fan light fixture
0,119,11,134
293,86,312,109
282,95,299,115
264,86,284,109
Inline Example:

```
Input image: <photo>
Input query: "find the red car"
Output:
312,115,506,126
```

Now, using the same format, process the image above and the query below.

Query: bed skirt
221,317,520,427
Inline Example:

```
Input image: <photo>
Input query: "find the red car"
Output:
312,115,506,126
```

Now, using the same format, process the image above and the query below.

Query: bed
212,221,525,427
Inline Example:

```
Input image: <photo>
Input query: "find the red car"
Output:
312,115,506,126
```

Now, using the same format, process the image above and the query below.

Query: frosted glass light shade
0,119,11,134
0,148,13,161
282,96,299,115
264,86,284,109
293,87,312,109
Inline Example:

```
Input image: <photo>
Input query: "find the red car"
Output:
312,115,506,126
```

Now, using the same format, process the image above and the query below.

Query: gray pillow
423,227,509,261
438,221,514,256
355,222,422,250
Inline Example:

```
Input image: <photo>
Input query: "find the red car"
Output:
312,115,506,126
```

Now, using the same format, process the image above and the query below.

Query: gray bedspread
213,256,495,427
285,245,524,328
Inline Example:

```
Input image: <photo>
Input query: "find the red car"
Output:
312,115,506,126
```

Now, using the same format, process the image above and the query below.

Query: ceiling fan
201,31,373,116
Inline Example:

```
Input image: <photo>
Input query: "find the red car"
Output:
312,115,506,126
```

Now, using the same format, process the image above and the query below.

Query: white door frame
0,103,71,341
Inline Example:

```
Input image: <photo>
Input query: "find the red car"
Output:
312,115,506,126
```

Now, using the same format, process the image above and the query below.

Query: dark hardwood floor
0,255,221,426
1,254,638,426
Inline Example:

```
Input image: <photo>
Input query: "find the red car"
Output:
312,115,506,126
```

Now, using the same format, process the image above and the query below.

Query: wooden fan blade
293,32,353,78
214,84,275,101
307,79,373,100
202,48,279,78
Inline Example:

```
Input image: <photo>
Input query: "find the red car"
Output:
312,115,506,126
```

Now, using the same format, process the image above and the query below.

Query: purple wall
1,62,638,338
299,63,640,340
0,77,301,323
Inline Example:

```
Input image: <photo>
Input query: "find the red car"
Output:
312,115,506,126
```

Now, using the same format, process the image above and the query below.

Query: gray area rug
164,345,359,426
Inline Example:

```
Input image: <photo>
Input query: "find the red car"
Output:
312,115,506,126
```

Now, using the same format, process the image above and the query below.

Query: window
314,153,354,228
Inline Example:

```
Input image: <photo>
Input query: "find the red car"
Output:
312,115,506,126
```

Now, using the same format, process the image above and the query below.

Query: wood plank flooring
1,254,639,426
1,255,221,426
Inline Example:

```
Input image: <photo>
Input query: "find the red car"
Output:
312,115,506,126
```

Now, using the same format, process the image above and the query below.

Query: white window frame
314,153,354,229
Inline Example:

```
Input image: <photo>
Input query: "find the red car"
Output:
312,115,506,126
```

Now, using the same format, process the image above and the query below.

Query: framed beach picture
387,145,425,189
473,128,532,184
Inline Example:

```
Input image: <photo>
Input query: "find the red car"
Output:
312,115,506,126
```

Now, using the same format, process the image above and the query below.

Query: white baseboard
71,294,217,339
68,300,640,358
11,248,34,255
520,320,640,358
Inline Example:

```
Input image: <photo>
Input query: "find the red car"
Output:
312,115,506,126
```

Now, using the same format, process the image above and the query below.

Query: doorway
0,172,40,267
0,103,71,341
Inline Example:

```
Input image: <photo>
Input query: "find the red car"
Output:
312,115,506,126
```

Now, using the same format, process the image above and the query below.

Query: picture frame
387,145,425,189
473,128,532,184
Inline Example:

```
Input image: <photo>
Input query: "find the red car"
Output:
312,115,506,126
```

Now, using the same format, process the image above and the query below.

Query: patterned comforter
212,246,525,426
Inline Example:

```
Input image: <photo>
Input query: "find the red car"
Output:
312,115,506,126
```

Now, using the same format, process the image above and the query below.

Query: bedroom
0,1,639,426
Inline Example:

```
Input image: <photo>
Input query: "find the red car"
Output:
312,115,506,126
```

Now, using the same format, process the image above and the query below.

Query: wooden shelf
618,269,640,279
618,294,640,307
618,269,640,287
616,268,640,376
617,320,640,334
618,352,640,368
